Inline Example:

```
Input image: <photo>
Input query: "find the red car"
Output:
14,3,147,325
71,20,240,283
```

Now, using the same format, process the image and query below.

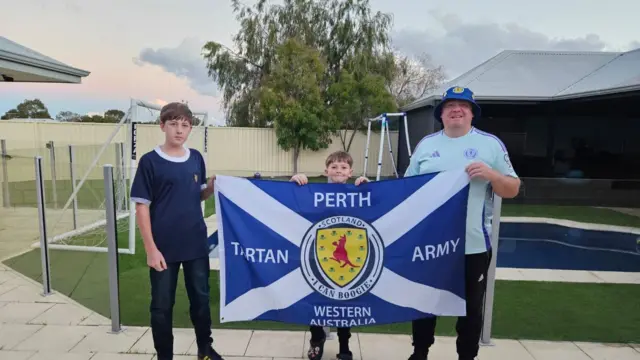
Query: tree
203,0,395,129
258,38,338,173
103,109,126,122
56,111,83,122
388,52,446,107
80,115,107,123
1,99,51,119
328,67,397,152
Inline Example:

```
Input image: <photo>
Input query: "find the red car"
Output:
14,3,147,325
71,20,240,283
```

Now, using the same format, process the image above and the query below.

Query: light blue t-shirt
404,127,518,255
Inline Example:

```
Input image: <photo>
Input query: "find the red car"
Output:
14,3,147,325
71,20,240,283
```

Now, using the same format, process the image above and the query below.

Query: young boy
290,150,369,360
130,102,224,360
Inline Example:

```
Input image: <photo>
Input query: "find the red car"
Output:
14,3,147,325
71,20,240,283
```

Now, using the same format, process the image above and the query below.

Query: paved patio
1,262,639,360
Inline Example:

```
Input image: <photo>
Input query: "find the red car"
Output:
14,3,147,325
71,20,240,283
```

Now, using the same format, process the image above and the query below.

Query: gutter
0,49,90,77
400,95,552,111
401,86,640,112
552,84,640,100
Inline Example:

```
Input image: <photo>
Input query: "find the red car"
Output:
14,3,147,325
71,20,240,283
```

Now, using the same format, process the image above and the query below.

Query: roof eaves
0,49,90,77
402,94,551,112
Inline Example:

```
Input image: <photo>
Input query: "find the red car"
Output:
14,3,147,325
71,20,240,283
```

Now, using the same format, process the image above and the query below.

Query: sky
1,0,639,126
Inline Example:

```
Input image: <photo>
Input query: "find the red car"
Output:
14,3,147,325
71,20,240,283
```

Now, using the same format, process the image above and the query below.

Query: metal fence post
115,142,126,213
68,145,78,229
128,121,138,255
1,140,9,207
48,141,58,208
35,156,53,296
104,164,123,333
480,194,503,346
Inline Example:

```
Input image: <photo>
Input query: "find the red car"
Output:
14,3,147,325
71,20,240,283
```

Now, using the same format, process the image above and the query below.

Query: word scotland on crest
214,170,471,327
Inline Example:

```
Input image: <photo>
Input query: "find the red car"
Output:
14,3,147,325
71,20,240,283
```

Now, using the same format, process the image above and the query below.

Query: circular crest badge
464,148,478,159
300,216,384,301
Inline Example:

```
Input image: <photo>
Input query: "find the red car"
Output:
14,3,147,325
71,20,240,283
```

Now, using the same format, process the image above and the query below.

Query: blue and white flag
214,169,470,327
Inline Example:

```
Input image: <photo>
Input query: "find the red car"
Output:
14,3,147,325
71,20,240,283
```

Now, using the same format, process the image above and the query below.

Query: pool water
497,222,640,272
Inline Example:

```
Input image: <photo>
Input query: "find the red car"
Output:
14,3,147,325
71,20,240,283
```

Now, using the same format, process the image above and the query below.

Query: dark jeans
150,256,212,359
411,251,492,359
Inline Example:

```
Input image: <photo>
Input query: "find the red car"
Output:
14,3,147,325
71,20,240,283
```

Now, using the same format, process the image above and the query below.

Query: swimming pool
497,222,640,272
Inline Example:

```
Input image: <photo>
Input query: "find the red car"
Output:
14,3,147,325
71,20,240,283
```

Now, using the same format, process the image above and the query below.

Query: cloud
391,13,618,79
628,41,640,51
150,99,168,108
134,38,218,97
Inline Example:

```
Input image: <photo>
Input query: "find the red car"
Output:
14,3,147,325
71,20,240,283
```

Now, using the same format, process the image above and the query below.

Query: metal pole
403,114,412,159
480,194,503,346
363,120,372,177
115,142,125,213
1,140,9,207
384,119,398,178
128,112,137,255
375,117,386,181
104,164,122,333
35,156,53,296
48,141,58,209
68,145,78,229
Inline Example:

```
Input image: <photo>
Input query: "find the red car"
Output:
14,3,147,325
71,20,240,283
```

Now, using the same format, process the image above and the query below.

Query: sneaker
336,351,353,360
198,346,224,360
307,338,326,360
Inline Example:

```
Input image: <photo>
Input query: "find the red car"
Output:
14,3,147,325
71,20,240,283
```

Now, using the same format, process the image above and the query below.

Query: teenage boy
291,150,369,360
130,102,224,360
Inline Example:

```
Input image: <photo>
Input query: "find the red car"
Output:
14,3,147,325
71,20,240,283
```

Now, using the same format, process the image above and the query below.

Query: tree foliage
1,99,51,120
388,52,446,107
2,99,127,124
104,109,126,122
55,109,126,123
328,67,397,151
55,111,83,122
258,38,339,172
203,0,396,131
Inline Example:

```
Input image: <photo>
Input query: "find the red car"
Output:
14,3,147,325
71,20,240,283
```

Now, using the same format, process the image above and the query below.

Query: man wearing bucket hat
404,86,521,360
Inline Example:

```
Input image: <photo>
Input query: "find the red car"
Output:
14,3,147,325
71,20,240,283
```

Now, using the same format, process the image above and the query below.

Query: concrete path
1,263,639,360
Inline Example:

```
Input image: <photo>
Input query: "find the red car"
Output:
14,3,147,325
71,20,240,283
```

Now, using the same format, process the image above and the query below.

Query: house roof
0,36,90,83
402,48,640,111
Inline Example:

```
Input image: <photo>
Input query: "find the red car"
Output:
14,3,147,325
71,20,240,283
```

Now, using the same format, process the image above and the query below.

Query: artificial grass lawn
8,179,110,209
4,178,640,343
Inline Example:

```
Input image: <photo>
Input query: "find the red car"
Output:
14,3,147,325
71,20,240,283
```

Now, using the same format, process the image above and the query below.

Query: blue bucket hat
434,86,481,122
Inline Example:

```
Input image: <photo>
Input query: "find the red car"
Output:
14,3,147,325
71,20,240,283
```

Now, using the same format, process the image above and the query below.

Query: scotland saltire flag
213,169,470,326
